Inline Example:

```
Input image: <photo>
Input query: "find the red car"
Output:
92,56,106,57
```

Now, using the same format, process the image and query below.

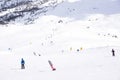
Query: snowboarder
112,49,115,56
48,60,56,71
21,58,25,69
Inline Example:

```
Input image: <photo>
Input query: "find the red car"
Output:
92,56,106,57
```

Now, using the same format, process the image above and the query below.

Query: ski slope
0,0,120,80
0,46,120,80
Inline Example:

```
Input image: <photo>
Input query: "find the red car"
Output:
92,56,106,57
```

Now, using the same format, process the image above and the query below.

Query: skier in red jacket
48,60,56,71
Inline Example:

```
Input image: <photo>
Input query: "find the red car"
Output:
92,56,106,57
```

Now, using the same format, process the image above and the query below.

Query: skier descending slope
48,60,56,71
112,49,115,56
21,58,25,69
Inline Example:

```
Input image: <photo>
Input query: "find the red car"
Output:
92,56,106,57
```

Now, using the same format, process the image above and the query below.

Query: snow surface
0,0,120,80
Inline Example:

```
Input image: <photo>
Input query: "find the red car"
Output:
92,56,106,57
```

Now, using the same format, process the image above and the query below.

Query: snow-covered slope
48,0,120,19
0,14,120,55
0,0,120,80
0,0,120,55
0,46,120,80
0,0,120,24
0,0,60,24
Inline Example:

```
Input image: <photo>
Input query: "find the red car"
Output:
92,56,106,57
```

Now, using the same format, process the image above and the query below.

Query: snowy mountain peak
0,0,60,25
0,0,120,25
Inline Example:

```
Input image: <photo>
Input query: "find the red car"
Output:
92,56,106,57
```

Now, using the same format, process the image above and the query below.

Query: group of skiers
20,48,116,70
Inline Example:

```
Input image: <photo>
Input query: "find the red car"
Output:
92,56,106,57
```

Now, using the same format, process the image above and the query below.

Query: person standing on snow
21,58,25,69
112,49,115,56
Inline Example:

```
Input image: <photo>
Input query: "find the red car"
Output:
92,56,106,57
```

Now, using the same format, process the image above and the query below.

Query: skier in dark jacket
112,49,115,56
21,58,25,69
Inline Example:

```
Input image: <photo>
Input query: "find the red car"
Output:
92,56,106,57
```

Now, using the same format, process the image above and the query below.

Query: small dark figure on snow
77,49,79,52
48,60,56,71
112,49,115,56
33,52,37,56
21,58,25,69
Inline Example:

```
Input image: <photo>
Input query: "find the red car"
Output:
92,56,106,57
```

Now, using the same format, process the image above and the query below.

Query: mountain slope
0,0,120,55
0,46,120,80
0,0,120,25
0,0,120,80
0,0,59,24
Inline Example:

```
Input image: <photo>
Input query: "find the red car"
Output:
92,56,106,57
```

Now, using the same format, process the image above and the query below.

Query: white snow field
0,46,120,80
0,0,120,80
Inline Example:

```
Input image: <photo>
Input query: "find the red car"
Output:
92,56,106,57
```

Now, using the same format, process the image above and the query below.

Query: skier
48,60,56,71
21,58,25,69
112,49,115,56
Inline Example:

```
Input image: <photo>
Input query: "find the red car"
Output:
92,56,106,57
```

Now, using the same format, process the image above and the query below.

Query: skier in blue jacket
21,58,25,69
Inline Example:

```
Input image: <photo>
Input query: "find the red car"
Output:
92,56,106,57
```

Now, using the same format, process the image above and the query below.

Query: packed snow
0,0,120,80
